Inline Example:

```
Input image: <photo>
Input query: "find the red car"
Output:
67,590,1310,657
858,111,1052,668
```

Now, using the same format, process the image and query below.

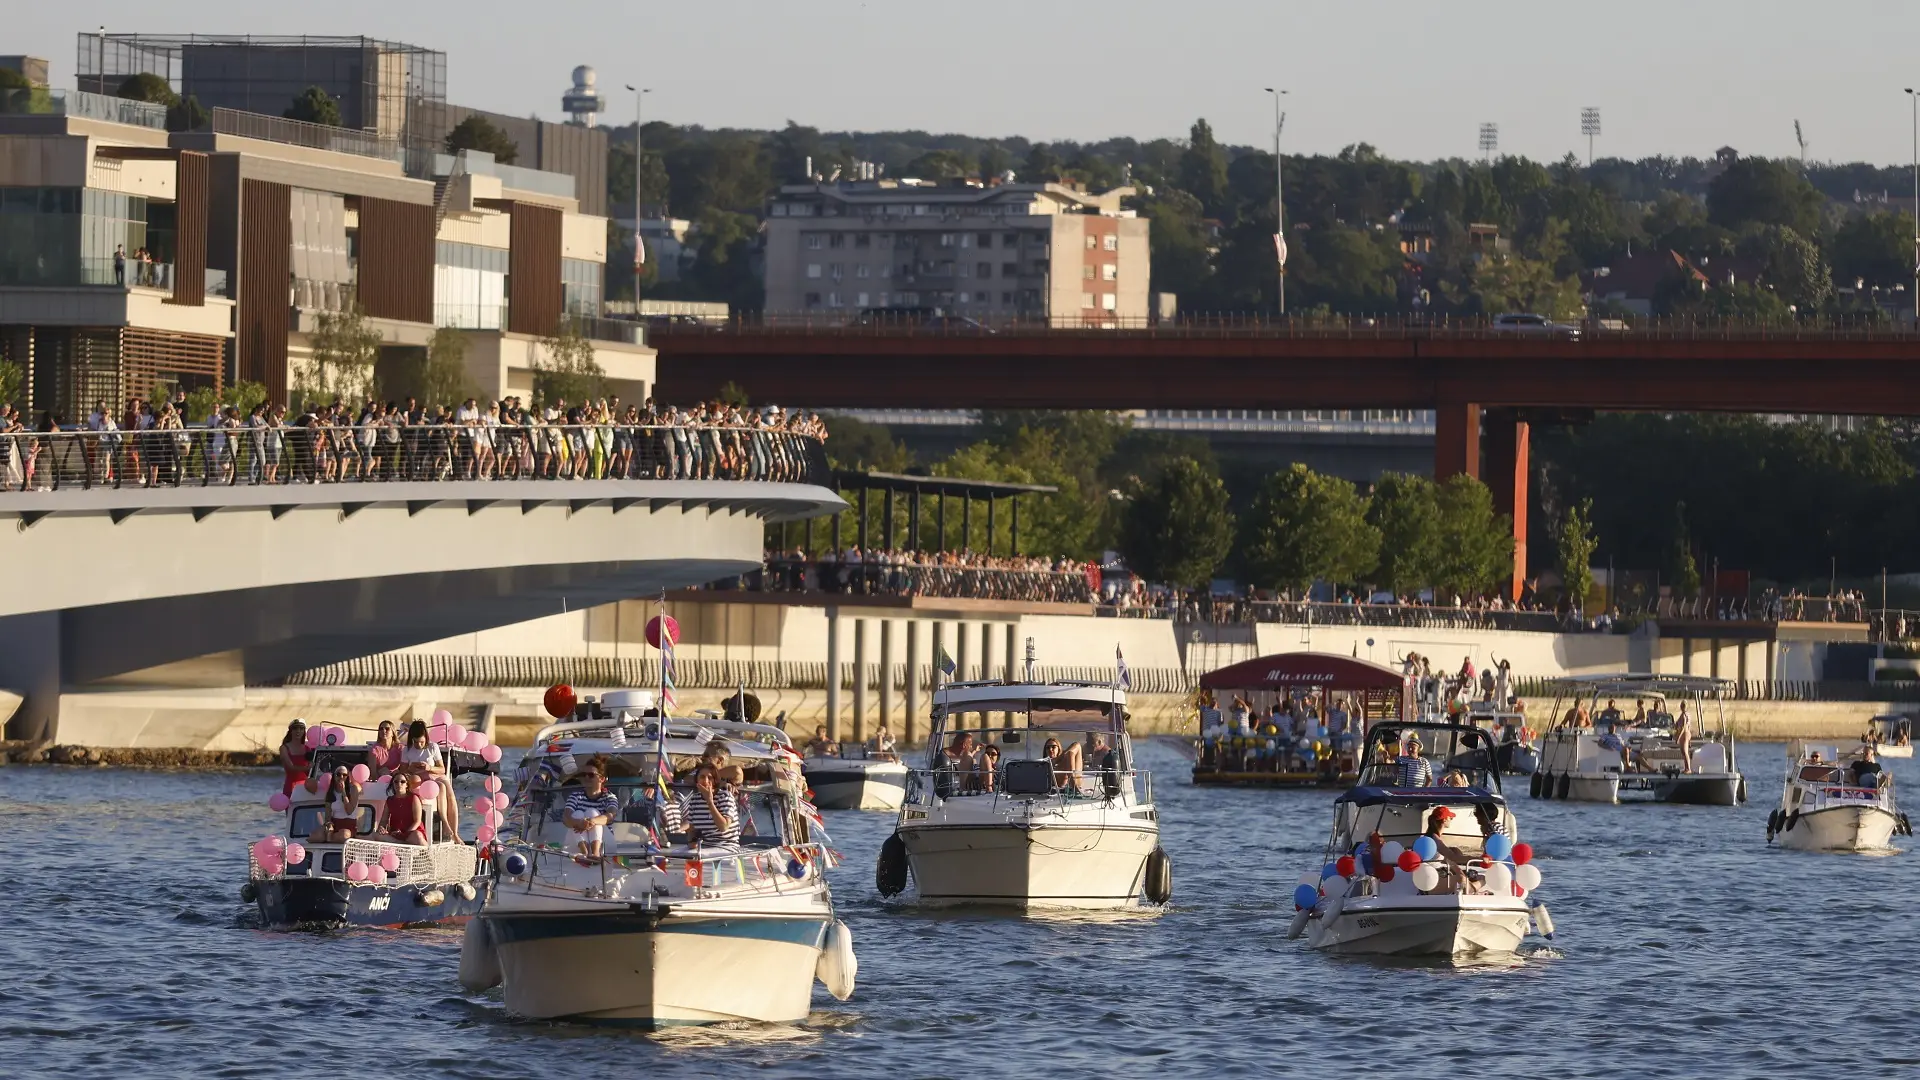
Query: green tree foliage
0,68,32,90
1461,252,1585,318
0,359,24,408
115,73,177,106
531,322,606,405
1137,189,1212,302
936,428,1104,559
1735,224,1831,311
1643,192,1731,257
165,95,208,134
300,308,381,405
904,149,969,180
1237,464,1380,593
1707,156,1823,237
824,415,914,473
645,209,764,310
183,380,268,424
421,327,476,406
1556,498,1599,612
284,85,343,127
1289,225,1404,312
444,115,519,164
1178,119,1231,218
1431,475,1513,598
1829,211,1916,289
1366,473,1443,595
1119,457,1234,588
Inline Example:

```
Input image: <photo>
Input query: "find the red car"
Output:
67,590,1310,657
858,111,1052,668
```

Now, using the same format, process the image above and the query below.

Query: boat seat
1001,759,1055,796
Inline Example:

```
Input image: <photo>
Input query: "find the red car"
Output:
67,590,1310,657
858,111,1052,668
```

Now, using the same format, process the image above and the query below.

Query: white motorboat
1867,715,1914,759
1532,675,1745,806
876,642,1170,910
462,690,855,1027
1767,742,1909,851
244,742,490,928
1289,721,1553,959
803,747,909,811
1460,701,1538,775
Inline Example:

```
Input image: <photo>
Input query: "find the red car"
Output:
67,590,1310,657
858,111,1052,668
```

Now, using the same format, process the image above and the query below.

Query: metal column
879,619,894,736
987,497,997,556
905,620,921,745
979,622,993,681
852,618,869,745
825,606,841,741
955,620,969,686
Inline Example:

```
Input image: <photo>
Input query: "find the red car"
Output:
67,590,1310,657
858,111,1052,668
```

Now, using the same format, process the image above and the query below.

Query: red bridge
654,321,1920,597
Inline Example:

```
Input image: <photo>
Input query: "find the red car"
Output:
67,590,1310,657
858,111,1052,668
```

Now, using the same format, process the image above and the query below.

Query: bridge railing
1100,598,1573,633
660,312,1920,342
718,559,1096,604
0,424,831,492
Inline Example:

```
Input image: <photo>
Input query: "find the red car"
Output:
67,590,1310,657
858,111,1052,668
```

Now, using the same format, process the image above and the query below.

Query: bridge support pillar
879,618,894,738
904,620,920,745
0,610,62,743
852,617,868,745
825,607,842,742
1482,410,1530,602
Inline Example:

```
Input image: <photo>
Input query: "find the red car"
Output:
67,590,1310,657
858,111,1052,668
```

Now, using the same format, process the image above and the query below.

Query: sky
12,0,1920,166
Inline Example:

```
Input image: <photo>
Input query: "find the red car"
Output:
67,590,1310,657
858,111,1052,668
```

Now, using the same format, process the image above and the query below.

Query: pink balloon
430,708,453,727
346,861,367,882
379,849,400,872
315,773,332,794
259,854,285,876
467,731,491,751
268,793,290,812
285,842,307,865
480,745,502,764
428,723,448,743
485,809,504,829
482,776,503,794
304,726,323,749
491,792,509,811
267,835,288,851
472,795,493,815
476,825,496,845
448,724,468,746
415,780,440,801
320,726,343,747
350,763,370,784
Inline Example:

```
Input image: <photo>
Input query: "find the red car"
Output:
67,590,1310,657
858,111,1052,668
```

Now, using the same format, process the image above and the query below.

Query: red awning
1199,652,1408,692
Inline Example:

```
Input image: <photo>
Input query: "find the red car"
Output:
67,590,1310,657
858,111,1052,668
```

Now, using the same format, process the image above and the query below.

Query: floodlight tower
1479,122,1499,163
1581,107,1601,168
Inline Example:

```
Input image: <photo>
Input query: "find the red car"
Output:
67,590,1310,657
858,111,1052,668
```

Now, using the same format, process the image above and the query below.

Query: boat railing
341,838,477,885
497,837,836,900
902,765,1151,805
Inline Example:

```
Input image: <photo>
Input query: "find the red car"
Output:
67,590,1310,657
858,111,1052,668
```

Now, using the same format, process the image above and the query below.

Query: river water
1,740,1914,1079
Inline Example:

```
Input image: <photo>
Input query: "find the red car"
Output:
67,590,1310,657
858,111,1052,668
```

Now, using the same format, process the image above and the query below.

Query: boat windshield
1354,722,1502,791
515,774,794,852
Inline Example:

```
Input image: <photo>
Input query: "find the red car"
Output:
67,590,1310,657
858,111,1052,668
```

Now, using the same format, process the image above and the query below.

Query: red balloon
1397,850,1422,872
645,615,680,650
1335,855,1356,878
543,683,577,719
1376,864,1396,882
1511,843,1534,866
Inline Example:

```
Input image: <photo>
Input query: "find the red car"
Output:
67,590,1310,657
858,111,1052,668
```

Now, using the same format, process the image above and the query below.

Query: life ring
1143,847,1173,905
875,833,908,898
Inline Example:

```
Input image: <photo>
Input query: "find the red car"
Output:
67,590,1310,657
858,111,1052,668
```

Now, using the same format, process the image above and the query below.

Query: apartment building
763,179,1150,324
0,64,648,420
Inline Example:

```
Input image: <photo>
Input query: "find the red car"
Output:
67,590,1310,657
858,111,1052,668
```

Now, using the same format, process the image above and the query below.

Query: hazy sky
14,0,1920,165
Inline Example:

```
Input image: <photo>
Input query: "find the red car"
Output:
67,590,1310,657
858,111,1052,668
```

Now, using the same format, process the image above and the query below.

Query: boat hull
1776,804,1899,852
898,823,1156,909
1307,899,1533,958
805,767,907,811
255,875,489,928
482,909,831,1026
1875,745,1913,759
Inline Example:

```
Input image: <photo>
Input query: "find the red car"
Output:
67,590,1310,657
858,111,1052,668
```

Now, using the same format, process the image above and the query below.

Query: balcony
0,256,224,295
203,107,402,163
0,88,167,130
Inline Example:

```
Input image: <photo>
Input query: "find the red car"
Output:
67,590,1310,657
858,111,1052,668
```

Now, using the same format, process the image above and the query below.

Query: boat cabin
1193,652,1413,786
923,680,1139,801
1868,715,1912,749
1331,722,1513,854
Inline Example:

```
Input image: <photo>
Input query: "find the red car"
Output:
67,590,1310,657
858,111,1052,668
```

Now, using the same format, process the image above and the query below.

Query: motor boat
876,641,1170,910
1532,675,1746,806
1867,714,1914,759
1190,652,1416,789
461,690,854,1027
803,745,909,811
244,742,491,928
1459,701,1537,775
1287,720,1553,959
1767,742,1910,851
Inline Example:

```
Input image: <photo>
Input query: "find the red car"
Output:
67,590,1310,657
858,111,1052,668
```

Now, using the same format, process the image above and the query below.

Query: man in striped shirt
565,767,621,858
680,765,741,848
1394,735,1434,788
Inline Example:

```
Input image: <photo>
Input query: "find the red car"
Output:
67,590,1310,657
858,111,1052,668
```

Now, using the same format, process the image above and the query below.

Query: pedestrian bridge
0,428,842,744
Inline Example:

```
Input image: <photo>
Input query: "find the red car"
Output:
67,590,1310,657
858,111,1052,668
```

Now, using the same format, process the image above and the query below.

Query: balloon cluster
426,709,505,763
250,835,291,875
1304,831,1545,903
302,724,351,749
471,788,510,845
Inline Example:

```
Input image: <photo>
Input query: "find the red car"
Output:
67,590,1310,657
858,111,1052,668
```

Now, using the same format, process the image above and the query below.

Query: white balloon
1515,863,1542,892
1381,841,1406,864
1484,861,1514,895
1412,864,1440,892
1299,872,1322,888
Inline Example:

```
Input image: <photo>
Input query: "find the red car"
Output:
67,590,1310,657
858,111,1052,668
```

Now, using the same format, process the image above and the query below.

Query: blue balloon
1356,849,1373,874
1412,836,1439,861
1485,834,1513,861
1293,883,1321,909
1321,862,1340,881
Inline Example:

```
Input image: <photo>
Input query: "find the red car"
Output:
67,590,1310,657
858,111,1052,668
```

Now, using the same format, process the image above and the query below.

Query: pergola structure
773,470,1058,556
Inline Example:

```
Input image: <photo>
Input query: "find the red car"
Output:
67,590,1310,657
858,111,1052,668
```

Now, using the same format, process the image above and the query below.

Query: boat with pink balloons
242,714,502,928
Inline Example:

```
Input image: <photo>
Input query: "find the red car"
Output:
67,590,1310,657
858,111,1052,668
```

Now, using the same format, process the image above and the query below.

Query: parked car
1488,312,1581,339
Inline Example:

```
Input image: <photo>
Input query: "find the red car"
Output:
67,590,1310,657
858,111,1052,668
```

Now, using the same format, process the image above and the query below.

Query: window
805,235,822,250
807,264,822,279
1102,264,1118,281
1085,236,1096,250
977,262,992,279
900,291,919,305
856,264,871,279
1082,265,1095,280
854,233,871,249
874,232,892,246
1003,232,1019,247
959,291,971,303
1002,262,1018,277
958,262,970,278
940,233,955,247
1101,293,1117,311
1001,291,1013,304
828,291,843,307
1081,292,1095,309
880,264,892,279
877,291,889,306
829,234,845,249
805,291,822,307
977,233,993,250
830,263,844,280
960,233,973,248
1103,235,1118,251
857,292,870,307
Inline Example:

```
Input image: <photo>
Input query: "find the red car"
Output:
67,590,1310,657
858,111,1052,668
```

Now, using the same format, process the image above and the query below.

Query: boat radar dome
561,65,604,127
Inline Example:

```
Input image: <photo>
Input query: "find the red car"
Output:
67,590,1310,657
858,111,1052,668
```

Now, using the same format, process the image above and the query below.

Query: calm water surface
1,740,1915,1079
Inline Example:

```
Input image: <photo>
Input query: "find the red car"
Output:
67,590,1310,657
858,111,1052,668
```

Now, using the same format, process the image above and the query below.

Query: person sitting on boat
805,725,840,757
976,743,1001,793
366,719,403,780
1420,807,1472,892
1598,699,1622,725
565,765,621,859
399,719,458,841
379,771,430,846
1394,736,1434,787
1326,698,1353,753
309,765,362,843
1629,700,1647,727
1440,768,1470,788
682,764,741,848
1849,747,1883,789
1798,750,1836,783
1597,728,1637,771
870,725,898,760
278,719,311,796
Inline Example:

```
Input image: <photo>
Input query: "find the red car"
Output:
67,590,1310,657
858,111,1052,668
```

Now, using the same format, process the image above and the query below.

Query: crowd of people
742,549,1097,603
278,718,460,848
0,393,829,490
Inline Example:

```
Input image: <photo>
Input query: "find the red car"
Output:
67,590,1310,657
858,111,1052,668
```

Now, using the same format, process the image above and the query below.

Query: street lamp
1265,87,1287,317
626,84,651,307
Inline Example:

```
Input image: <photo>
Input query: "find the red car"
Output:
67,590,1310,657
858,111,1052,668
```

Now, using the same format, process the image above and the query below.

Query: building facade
762,179,1150,325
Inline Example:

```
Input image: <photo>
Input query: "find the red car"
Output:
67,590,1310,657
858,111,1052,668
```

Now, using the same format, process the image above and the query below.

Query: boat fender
1899,812,1912,837
419,887,447,907
1765,809,1781,841
814,919,857,1001
239,882,258,903
1555,774,1570,800
457,917,502,992
1531,901,1555,939
1322,890,1345,925
1529,772,1542,799
875,833,908,898
1737,777,1748,803
1784,810,1799,833
1143,847,1173,905
1284,907,1311,940
456,881,477,902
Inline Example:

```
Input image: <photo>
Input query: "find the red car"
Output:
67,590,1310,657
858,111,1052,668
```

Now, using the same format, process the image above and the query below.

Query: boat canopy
1334,785,1506,808
1548,672,1733,697
1201,652,1407,692
935,681,1124,719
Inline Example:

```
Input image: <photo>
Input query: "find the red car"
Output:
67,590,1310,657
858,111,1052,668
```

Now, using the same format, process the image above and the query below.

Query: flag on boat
660,638,679,710
937,644,956,677
797,800,831,841
1115,644,1131,690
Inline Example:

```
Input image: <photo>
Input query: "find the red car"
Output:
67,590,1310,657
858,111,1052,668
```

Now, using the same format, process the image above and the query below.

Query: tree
115,73,177,107
1177,119,1230,217
183,380,268,424
1736,224,1831,312
1021,143,1061,183
1118,457,1234,588
285,85,342,127
1462,253,1585,319
1830,211,1916,290
1291,225,1403,312
903,149,969,180
300,307,381,405
0,359,22,409
1556,498,1599,613
421,327,476,406
1237,464,1380,594
1431,474,1513,598
0,68,31,91
531,322,606,405
824,416,914,473
444,114,519,164
1138,189,1212,304
1366,473,1442,594
165,95,208,134
1669,501,1702,597
1707,156,1822,236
